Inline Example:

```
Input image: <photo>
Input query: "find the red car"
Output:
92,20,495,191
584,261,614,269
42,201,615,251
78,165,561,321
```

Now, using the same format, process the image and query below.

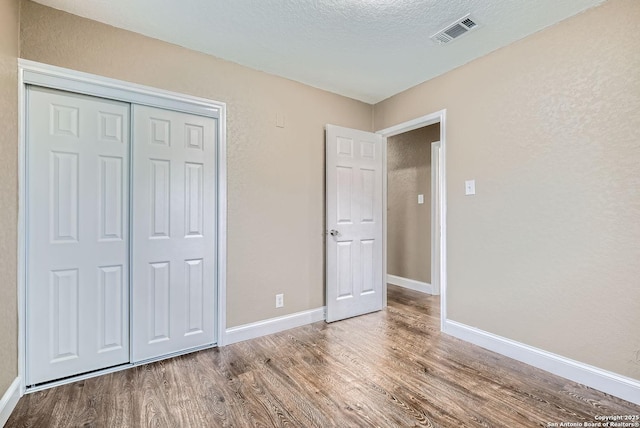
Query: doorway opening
386,123,440,294
377,110,447,329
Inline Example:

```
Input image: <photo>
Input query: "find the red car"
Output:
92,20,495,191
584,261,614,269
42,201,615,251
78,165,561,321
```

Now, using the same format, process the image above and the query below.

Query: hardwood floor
7,285,639,427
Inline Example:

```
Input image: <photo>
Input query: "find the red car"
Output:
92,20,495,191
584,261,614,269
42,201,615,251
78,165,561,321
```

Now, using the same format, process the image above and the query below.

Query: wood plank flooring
7,285,639,427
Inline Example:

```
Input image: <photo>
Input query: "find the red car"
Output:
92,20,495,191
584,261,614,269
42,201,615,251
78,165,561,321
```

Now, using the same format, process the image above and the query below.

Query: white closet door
132,105,217,362
27,87,130,385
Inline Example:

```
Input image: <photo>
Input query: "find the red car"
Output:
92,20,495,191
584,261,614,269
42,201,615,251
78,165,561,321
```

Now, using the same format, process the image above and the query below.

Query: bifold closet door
132,105,217,362
27,87,130,385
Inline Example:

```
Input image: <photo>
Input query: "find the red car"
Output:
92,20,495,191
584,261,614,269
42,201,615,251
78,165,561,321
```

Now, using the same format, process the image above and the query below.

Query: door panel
98,265,125,352
326,125,383,322
132,105,217,362
27,87,130,385
99,156,125,241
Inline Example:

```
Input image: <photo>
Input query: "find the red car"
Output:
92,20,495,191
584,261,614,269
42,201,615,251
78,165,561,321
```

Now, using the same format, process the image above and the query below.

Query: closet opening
18,60,227,392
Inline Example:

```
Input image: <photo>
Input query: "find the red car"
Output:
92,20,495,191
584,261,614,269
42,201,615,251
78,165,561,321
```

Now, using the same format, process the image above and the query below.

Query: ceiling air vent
430,14,479,45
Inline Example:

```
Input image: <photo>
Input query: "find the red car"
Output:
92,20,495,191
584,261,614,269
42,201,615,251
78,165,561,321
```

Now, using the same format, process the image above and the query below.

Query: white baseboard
0,377,21,427
443,319,640,406
387,274,435,294
224,307,326,345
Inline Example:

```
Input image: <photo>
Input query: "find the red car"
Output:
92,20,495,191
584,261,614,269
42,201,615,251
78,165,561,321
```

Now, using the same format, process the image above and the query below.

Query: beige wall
19,0,373,327
375,0,640,380
387,124,439,283
0,0,19,396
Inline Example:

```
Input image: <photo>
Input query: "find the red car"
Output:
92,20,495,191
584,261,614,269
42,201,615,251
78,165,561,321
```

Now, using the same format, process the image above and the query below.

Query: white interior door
132,105,217,362
27,87,130,385
325,124,384,322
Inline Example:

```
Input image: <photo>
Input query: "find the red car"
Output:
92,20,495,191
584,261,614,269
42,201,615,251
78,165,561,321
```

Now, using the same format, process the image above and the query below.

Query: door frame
17,59,228,393
376,109,447,330
431,141,442,295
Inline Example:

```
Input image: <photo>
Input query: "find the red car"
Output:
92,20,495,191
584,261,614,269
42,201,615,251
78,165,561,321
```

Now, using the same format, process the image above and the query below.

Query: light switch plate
465,180,476,195
418,194,424,204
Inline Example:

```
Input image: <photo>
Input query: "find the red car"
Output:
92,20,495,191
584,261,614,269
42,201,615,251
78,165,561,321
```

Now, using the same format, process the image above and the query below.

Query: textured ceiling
32,0,606,103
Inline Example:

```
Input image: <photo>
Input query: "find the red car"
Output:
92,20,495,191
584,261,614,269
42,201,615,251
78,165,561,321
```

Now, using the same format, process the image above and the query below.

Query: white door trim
376,110,447,330
430,141,442,295
17,59,228,393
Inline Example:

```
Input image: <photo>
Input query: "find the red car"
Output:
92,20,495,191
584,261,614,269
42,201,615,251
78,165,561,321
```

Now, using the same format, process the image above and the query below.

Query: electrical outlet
275,293,284,308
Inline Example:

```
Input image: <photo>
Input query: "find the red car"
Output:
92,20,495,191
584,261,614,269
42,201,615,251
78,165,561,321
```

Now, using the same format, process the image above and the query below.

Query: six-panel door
131,105,217,362
27,87,131,385
325,124,384,323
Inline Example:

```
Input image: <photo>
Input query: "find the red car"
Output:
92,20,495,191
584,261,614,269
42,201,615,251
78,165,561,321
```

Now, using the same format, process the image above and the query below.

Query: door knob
329,229,340,236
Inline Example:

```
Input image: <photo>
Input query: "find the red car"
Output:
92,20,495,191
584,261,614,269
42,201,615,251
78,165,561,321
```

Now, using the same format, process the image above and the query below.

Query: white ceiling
32,0,606,104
